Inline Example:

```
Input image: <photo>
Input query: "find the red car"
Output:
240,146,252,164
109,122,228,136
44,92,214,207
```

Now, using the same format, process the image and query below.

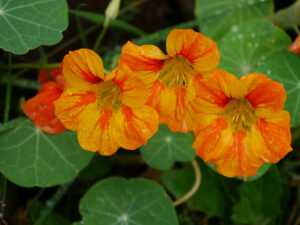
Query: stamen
97,81,122,110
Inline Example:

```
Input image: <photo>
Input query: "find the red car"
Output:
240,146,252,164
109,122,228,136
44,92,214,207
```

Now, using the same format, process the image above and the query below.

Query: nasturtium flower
54,48,159,155
22,68,66,134
288,34,300,55
118,29,220,133
192,69,292,178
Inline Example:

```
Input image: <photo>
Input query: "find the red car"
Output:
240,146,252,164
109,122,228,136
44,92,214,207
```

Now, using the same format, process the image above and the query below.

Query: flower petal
54,88,97,131
77,105,119,155
119,41,167,87
166,29,220,72
242,73,286,118
108,65,148,107
22,82,65,134
63,48,104,91
112,106,159,150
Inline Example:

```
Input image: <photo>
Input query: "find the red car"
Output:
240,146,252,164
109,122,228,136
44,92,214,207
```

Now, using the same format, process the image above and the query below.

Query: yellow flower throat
223,98,257,131
162,55,196,88
97,80,122,110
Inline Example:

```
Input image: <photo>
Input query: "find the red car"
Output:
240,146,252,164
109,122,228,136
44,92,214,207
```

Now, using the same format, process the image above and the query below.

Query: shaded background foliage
0,0,299,225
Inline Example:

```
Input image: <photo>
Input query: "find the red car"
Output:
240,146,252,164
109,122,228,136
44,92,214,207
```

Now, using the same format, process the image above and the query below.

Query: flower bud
104,0,121,27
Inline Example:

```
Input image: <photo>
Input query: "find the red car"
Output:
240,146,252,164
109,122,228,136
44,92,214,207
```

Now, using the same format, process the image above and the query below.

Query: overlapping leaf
217,20,291,77
0,118,93,187
140,125,195,171
76,177,178,225
195,0,273,39
0,0,68,54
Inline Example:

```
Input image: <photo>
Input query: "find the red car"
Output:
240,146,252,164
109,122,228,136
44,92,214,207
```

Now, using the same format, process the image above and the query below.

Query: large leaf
195,0,273,39
69,10,146,36
217,20,291,78
76,177,178,225
271,0,300,30
140,125,195,171
257,51,300,127
232,166,282,224
161,159,232,219
0,0,68,54
0,118,93,187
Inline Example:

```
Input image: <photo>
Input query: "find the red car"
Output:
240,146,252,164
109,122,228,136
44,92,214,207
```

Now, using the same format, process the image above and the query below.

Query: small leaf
77,177,179,225
232,166,282,224
69,10,146,36
0,0,68,54
195,0,274,39
217,20,291,78
270,0,300,30
161,159,232,219
140,125,196,171
258,50,300,127
0,118,93,187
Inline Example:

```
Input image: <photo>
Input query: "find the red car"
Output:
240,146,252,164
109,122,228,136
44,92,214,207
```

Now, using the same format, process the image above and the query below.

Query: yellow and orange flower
288,34,300,56
192,69,292,178
54,48,159,155
118,29,220,133
22,68,66,134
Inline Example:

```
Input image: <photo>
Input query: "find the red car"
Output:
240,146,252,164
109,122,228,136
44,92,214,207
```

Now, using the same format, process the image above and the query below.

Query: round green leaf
0,118,93,187
257,50,300,127
77,177,179,225
195,0,274,39
217,20,291,78
0,0,68,54
140,125,196,171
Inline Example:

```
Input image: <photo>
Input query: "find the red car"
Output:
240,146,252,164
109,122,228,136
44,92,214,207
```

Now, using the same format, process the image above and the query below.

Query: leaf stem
93,24,109,52
37,47,51,80
173,158,201,207
23,189,45,218
35,180,74,225
0,63,60,70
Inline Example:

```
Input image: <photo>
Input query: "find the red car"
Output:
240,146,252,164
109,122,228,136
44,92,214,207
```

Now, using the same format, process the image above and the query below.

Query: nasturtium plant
258,50,300,127
217,20,291,77
0,118,93,187
0,0,68,54
76,177,179,225
141,125,196,171
195,0,274,39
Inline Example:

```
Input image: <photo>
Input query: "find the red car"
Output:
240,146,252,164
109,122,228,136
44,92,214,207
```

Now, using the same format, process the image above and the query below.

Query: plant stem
76,4,89,48
0,63,60,70
35,181,74,225
23,189,45,218
37,47,51,80
93,24,109,52
173,158,201,207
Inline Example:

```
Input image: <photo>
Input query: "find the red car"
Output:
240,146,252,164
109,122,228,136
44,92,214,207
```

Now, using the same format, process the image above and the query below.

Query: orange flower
192,69,292,178
22,68,66,134
54,49,159,155
288,34,300,55
118,29,220,133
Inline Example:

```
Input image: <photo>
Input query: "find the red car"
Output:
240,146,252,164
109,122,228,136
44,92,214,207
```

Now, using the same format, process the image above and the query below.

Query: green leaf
69,10,146,36
195,0,273,39
257,50,300,127
29,200,71,225
232,166,282,224
0,0,68,54
161,159,231,219
77,177,179,225
270,0,300,30
0,118,93,187
140,125,195,171
217,20,291,78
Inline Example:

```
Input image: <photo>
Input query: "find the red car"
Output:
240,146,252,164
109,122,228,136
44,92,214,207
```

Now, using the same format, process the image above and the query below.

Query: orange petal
192,69,235,114
38,68,65,91
288,34,300,55
119,41,167,87
108,65,148,107
112,106,159,150
166,29,220,72
242,73,286,118
77,105,119,155
54,88,97,131
22,82,65,134
62,48,104,91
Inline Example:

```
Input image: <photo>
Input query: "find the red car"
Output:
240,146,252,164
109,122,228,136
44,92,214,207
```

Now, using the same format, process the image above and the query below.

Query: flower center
223,98,257,131
97,80,122,110
162,55,196,88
